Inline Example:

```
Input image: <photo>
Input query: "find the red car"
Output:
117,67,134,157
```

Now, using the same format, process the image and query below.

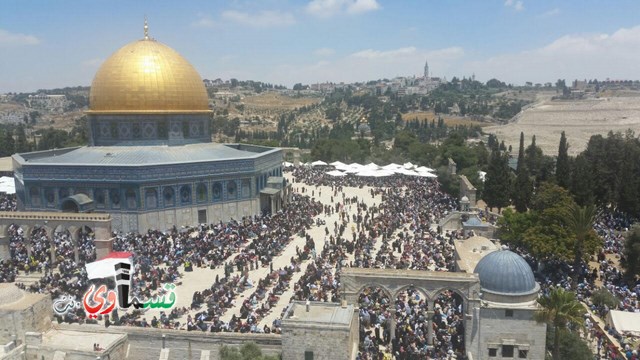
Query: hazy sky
1,0,640,92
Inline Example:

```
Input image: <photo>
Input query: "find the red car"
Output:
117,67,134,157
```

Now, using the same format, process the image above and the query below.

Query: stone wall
281,320,356,360
23,331,127,360
459,175,477,207
56,323,282,360
478,307,546,360
126,198,260,233
0,295,52,344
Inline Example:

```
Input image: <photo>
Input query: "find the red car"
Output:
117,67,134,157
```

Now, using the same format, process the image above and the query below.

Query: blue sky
1,0,640,92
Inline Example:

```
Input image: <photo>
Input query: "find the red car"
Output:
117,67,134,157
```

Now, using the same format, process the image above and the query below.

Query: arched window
29,187,41,207
241,179,251,198
59,188,69,200
109,189,120,208
125,189,137,209
94,189,105,208
163,187,175,207
196,183,207,202
180,185,192,204
145,189,158,209
212,182,222,201
226,181,237,200
45,188,55,207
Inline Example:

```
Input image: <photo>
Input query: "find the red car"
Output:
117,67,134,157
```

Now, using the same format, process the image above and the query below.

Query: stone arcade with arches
0,211,113,262
338,249,547,360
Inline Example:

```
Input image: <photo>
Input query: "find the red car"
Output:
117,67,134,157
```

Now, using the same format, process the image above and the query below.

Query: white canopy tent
326,170,347,177
394,168,418,176
607,310,640,337
0,177,15,194
403,162,415,170
415,166,435,173
311,160,328,167
282,161,294,168
355,169,394,177
330,161,347,167
362,162,380,170
342,163,364,173
382,163,402,170
417,172,437,178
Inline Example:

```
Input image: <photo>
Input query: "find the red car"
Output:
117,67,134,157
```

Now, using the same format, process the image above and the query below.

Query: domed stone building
473,249,546,359
12,27,284,233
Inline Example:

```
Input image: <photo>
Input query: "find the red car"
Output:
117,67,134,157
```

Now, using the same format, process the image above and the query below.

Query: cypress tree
556,131,571,189
513,132,532,212
570,154,594,206
484,148,512,212
15,125,30,153
1,129,15,156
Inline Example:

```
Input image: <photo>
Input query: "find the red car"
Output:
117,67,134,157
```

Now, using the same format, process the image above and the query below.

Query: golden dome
87,39,211,114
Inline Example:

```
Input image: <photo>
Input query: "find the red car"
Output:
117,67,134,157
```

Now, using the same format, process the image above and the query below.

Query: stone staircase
14,268,60,287
14,271,45,287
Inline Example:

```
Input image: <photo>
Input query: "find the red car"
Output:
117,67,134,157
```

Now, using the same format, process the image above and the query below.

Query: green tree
570,154,594,206
496,208,535,247
566,203,597,286
590,287,619,311
14,125,30,153
483,148,511,212
556,131,570,189
0,129,15,157
219,343,279,360
513,132,532,212
393,130,416,153
621,225,640,284
545,327,593,360
525,135,544,185
535,288,586,360
514,183,601,261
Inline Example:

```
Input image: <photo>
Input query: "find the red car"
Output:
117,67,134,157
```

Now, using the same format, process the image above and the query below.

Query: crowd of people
0,193,16,212
2,164,638,358
284,167,469,359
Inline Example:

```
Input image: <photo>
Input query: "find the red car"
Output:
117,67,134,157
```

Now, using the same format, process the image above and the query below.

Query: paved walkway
124,174,382,330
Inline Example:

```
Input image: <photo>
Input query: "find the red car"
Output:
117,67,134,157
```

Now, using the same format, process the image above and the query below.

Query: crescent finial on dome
144,16,149,40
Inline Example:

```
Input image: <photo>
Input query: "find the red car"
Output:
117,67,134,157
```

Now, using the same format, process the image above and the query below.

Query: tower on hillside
424,59,429,79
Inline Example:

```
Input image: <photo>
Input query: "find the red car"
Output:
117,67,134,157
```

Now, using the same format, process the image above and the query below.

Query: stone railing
0,211,111,222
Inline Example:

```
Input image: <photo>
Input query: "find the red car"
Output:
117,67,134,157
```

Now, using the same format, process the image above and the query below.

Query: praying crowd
0,193,17,212
281,167,470,359
1,164,639,359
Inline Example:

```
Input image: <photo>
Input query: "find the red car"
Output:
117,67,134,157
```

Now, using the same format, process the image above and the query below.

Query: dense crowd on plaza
286,167,469,359
2,165,639,358
0,193,17,212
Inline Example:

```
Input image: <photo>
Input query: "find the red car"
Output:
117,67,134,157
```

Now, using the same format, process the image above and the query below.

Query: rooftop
454,236,498,273
0,156,12,173
40,328,126,353
283,301,354,327
17,143,278,167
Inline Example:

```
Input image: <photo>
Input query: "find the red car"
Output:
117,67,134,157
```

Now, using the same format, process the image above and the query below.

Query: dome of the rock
88,39,210,114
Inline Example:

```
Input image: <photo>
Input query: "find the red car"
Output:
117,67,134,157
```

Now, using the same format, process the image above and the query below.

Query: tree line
484,130,640,282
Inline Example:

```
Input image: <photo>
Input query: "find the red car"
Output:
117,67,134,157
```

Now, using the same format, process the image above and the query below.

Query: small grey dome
474,250,537,296
463,217,483,227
